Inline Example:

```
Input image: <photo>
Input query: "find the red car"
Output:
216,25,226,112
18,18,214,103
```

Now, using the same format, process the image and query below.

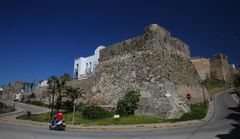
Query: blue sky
0,0,240,87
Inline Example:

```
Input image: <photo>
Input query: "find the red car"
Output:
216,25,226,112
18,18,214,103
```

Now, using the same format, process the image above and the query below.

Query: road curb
232,93,240,104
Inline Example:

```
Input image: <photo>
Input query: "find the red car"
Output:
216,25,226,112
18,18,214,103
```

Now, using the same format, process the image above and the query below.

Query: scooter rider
51,110,63,126
56,109,63,122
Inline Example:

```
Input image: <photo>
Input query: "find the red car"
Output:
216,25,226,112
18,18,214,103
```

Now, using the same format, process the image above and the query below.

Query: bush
233,73,240,91
116,90,141,116
0,102,15,114
62,100,73,111
76,102,86,112
82,105,112,119
29,93,35,98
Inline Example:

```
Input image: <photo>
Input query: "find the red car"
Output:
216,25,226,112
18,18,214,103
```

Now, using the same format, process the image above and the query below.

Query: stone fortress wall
88,24,207,118
191,58,211,81
210,53,231,82
191,53,235,82
100,24,190,62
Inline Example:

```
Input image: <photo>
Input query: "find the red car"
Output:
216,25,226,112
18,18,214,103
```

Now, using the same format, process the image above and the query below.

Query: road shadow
216,103,240,139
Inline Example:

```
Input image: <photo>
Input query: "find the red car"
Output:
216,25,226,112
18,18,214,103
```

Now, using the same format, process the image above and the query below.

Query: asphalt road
0,100,50,117
0,90,239,139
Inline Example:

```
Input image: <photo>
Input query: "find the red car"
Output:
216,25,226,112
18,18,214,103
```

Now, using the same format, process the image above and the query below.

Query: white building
74,46,105,79
231,64,236,69
15,93,22,101
38,80,48,87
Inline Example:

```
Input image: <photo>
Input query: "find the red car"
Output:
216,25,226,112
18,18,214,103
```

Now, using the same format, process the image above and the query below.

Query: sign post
186,93,192,115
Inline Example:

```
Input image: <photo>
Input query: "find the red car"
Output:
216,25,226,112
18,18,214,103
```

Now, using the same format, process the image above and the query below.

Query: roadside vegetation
203,79,230,96
0,102,15,114
22,100,48,108
17,103,207,125
17,90,208,125
233,73,240,97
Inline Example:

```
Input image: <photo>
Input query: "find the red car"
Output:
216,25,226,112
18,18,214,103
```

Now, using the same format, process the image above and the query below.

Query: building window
86,63,88,73
75,72,78,79
90,62,92,72
76,64,79,69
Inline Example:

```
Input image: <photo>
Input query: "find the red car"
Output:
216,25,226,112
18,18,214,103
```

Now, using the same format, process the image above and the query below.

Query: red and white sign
186,93,191,100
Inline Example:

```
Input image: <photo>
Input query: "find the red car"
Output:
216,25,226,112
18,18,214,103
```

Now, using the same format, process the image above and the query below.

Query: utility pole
51,80,55,119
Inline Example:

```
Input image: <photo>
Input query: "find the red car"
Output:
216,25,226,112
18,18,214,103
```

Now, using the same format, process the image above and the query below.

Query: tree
60,73,71,81
47,76,58,116
116,90,141,116
30,82,34,92
65,86,85,109
233,73,240,93
22,82,26,92
55,73,71,110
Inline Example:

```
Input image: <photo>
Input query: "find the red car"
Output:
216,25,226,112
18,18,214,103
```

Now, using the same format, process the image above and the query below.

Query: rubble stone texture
88,24,207,119
210,53,231,82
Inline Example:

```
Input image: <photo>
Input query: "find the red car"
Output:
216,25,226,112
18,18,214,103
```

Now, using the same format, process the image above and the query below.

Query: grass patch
0,102,15,114
17,103,208,125
168,103,208,122
203,79,230,96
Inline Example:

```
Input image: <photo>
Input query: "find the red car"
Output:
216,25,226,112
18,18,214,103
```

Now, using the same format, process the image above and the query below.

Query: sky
0,0,239,87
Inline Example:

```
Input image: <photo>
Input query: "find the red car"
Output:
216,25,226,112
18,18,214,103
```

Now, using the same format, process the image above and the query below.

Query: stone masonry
210,53,231,82
191,58,211,81
85,24,208,119
191,53,236,82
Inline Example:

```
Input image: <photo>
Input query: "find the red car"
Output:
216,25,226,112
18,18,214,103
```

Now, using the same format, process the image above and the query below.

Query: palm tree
65,86,85,109
47,76,58,117
54,73,71,110
60,73,71,81
22,82,26,92
30,82,34,92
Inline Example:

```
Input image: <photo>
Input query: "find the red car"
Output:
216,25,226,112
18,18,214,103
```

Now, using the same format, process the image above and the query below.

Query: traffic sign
186,93,191,100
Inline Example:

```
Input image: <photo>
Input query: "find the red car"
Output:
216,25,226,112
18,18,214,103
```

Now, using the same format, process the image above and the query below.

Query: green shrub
82,105,112,119
233,73,240,91
29,93,35,98
62,100,73,111
116,90,141,116
0,102,15,114
76,102,86,112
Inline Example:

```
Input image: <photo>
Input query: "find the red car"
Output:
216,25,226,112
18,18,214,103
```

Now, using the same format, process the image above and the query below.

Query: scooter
49,119,66,131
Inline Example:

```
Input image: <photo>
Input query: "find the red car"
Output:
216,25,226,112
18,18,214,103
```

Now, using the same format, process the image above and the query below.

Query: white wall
38,80,48,87
74,46,105,79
